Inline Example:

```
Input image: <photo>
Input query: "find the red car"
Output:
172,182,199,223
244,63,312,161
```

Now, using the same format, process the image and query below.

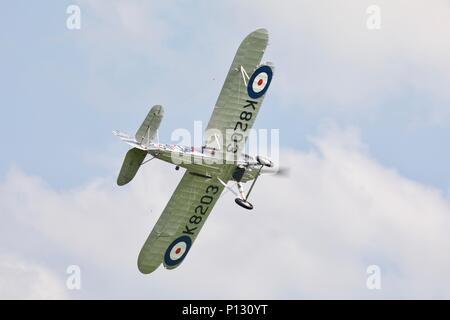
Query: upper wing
137,171,225,274
204,28,274,159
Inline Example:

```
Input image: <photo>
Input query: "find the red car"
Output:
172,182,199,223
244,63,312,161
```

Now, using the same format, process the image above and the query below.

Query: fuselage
147,143,260,182
115,131,267,182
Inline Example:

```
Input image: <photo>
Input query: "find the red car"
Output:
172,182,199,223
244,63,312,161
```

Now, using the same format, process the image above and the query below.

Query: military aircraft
114,28,275,274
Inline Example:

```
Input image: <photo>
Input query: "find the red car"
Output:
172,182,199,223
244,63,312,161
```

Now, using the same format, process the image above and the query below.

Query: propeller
260,166,290,178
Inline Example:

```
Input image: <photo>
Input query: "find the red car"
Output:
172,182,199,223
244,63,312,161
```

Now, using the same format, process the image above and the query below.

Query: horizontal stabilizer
117,148,147,186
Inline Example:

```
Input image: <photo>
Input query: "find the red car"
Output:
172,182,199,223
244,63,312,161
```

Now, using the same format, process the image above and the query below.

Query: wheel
256,155,273,167
235,198,254,210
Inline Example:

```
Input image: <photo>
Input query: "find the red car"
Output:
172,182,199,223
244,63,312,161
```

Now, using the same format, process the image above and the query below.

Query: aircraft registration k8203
114,28,275,274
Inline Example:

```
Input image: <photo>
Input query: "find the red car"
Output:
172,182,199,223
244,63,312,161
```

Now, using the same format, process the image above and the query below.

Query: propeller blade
260,166,290,177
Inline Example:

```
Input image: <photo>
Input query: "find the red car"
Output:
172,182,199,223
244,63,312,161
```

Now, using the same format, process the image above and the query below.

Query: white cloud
0,254,67,299
79,0,169,49
1,127,449,298
67,0,450,136
233,0,450,115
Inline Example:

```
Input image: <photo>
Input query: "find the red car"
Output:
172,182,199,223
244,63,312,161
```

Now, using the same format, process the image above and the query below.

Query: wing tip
249,28,269,39
137,259,161,275
254,27,268,34
241,28,269,49
137,249,163,275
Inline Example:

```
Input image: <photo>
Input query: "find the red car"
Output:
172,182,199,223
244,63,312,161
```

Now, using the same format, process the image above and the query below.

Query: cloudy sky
1,0,450,299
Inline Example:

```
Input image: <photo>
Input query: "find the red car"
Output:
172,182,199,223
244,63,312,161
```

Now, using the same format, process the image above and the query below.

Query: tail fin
135,105,164,145
116,105,164,186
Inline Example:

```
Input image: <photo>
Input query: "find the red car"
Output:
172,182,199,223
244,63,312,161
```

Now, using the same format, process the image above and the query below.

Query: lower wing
137,170,226,274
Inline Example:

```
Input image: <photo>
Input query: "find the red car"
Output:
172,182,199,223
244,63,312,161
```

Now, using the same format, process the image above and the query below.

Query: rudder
135,105,164,145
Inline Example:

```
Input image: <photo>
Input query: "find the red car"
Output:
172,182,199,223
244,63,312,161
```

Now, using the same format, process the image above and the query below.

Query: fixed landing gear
234,181,254,210
234,157,272,210
218,157,272,210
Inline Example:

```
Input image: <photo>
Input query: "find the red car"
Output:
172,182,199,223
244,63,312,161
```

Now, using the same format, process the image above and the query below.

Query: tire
235,198,254,210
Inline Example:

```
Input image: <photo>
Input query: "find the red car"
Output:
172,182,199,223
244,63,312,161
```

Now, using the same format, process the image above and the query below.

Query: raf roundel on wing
247,65,273,99
164,235,192,267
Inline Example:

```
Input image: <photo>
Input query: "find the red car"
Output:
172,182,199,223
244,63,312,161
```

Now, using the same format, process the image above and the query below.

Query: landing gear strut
217,159,270,210
234,163,265,210
234,181,254,210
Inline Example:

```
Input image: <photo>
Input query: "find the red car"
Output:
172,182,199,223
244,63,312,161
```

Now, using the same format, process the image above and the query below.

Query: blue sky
1,1,449,190
1,0,450,299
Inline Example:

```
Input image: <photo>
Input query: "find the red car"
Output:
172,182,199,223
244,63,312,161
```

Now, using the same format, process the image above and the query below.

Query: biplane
114,28,275,274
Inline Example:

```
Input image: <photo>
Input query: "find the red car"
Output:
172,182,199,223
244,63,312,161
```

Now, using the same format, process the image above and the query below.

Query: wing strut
239,65,250,87
217,177,239,197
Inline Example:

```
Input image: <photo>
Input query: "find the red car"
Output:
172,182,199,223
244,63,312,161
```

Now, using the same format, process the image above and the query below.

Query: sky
1,0,450,299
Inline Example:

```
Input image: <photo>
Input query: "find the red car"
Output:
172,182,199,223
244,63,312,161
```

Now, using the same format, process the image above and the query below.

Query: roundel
164,235,192,267
247,65,273,99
